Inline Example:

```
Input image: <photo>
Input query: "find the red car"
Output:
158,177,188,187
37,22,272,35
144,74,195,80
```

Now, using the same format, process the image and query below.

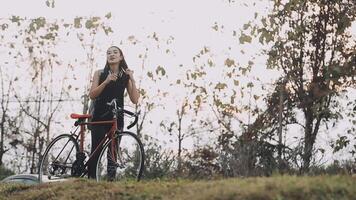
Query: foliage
180,146,220,179
142,138,175,180
243,0,356,172
0,165,14,180
0,14,113,172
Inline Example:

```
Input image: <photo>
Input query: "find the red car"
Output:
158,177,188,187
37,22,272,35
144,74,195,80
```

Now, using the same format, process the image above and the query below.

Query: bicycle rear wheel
38,134,79,183
96,131,144,182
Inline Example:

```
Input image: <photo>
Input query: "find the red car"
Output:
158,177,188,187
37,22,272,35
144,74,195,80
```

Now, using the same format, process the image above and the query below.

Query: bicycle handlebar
106,99,139,129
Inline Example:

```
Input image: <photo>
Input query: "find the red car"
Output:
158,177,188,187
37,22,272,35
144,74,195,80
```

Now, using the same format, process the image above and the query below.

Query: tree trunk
302,107,314,173
177,114,182,175
0,118,4,166
30,129,39,174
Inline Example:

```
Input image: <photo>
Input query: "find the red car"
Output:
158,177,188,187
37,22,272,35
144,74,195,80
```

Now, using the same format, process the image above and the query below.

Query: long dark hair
103,46,128,77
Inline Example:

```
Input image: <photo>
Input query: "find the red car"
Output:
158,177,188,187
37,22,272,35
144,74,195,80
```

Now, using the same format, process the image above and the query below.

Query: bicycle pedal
115,163,125,168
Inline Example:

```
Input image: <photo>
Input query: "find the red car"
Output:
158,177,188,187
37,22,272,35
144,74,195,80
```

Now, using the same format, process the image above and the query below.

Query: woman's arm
89,70,110,99
125,69,140,104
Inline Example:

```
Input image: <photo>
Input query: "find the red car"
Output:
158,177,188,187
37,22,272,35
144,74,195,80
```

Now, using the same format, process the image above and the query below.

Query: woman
88,46,140,179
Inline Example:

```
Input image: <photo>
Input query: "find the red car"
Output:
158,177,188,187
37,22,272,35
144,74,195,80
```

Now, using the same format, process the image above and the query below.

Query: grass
1,175,356,200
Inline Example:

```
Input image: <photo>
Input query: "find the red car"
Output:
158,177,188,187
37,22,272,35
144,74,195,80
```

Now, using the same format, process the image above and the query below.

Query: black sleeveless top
92,69,129,129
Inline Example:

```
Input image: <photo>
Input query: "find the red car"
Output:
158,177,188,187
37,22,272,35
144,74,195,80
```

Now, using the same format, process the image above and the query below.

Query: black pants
88,125,120,179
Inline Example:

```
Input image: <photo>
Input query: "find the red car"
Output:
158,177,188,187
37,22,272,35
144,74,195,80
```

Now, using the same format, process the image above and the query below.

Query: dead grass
1,175,355,200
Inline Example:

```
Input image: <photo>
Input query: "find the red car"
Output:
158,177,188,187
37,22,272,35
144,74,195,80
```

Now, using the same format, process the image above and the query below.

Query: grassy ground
0,175,355,200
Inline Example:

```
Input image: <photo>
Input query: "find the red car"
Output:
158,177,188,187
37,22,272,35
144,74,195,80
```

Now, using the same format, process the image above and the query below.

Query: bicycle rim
38,134,79,183
96,131,144,182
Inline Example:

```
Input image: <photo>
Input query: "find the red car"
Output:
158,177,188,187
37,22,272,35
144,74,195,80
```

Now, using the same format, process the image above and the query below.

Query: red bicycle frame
70,113,119,175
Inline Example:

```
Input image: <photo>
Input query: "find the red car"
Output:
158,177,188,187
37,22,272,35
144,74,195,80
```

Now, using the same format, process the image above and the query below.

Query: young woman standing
88,46,139,179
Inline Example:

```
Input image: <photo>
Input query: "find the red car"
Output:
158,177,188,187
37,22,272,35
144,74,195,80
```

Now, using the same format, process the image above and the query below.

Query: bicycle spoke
39,135,79,182
96,132,144,182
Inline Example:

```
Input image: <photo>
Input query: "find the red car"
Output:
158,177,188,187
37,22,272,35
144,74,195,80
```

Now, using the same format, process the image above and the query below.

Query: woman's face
107,47,123,64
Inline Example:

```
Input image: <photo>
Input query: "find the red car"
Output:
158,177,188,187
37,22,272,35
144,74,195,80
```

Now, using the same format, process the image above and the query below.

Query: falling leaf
74,17,82,28
155,66,166,76
1,24,8,30
212,22,218,31
147,72,153,78
208,59,214,67
204,46,210,53
225,58,235,67
153,32,158,41
85,19,93,29
239,33,252,44
128,35,135,41
215,83,227,90
243,23,250,30
103,26,113,35
105,12,112,19
45,0,55,8
261,17,267,27
10,16,21,23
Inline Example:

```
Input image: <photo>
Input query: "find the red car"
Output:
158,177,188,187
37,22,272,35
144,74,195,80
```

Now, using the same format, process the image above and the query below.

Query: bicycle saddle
70,113,92,119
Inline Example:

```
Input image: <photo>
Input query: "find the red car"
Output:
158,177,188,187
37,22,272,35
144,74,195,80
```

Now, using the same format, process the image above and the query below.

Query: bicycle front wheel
96,131,144,182
38,134,79,183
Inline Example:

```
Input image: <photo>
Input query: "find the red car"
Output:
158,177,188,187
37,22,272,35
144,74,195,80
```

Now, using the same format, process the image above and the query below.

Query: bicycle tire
38,134,79,183
96,131,145,182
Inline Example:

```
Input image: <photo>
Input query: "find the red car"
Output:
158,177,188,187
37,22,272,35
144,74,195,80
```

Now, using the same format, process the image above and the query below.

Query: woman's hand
104,72,118,84
124,68,135,82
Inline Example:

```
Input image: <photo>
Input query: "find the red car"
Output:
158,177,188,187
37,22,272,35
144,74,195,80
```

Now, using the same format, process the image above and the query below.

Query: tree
9,16,71,173
227,77,297,176
0,68,14,166
0,14,114,172
254,0,355,172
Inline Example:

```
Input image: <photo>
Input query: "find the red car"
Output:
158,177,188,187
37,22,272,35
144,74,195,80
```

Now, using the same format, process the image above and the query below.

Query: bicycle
38,99,145,182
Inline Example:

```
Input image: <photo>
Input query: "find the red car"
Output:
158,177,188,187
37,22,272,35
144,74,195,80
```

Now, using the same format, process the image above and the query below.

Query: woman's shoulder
93,69,105,77
95,69,104,74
